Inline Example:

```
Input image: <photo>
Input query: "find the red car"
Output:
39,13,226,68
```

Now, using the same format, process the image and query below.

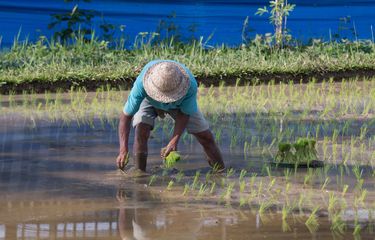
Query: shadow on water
0,118,374,239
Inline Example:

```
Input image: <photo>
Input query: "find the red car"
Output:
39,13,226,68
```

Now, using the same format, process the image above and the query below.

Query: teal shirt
123,60,198,116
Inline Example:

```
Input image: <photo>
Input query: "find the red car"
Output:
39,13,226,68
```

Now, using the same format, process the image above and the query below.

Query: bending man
116,60,225,172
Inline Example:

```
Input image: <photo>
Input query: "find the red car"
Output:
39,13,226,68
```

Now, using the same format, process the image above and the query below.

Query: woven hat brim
143,61,191,103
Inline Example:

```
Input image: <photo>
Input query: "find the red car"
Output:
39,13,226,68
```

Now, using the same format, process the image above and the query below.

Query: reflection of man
116,60,225,172
116,189,202,240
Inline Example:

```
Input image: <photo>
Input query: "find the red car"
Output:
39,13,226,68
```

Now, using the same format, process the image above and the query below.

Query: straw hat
143,61,190,103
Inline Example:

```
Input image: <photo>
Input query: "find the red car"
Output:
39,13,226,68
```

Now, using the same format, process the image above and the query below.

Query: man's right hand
116,152,129,170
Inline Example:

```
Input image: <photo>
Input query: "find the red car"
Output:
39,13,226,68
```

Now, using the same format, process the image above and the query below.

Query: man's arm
161,110,189,159
116,112,133,169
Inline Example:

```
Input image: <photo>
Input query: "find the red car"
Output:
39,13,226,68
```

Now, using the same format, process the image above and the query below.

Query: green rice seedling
355,179,364,192
258,199,272,216
284,182,291,195
224,182,235,200
198,183,208,197
342,185,349,197
359,124,368,141
176,171,184,183
265,166,273,180
356,189,368,207
353,213,362,236
352,165,363,182
281,204,292,232
191,171,201,190
239,180,246,193
320,177,330,191
305,206,320,233
298,193,305,210
166,180,174,190
220,178,226,188
182,184,190,196
210,182,216,194
328,192,339,214
226,168,235,178
250,173,257,191
283,168,292,182
330,211,346,235
267,178,276,192
239,169,247,182
304,169,314,186
148,175,157,186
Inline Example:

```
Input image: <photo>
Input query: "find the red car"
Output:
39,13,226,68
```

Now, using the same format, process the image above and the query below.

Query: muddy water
0,119,374,240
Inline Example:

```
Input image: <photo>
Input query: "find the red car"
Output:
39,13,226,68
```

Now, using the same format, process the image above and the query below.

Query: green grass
1,34,375,89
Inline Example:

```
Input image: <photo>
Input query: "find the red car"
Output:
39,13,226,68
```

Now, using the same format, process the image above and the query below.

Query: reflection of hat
143,61,190,103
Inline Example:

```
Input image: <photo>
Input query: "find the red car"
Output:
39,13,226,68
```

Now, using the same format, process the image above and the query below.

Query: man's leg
193,129,225,171
168,109,225,171
132,99,157,171
133,123,152,171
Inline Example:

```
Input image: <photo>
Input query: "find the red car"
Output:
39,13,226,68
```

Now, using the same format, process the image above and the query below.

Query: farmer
116,60,225,172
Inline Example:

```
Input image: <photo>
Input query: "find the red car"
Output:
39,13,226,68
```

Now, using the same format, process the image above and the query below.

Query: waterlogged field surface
1,80,375,239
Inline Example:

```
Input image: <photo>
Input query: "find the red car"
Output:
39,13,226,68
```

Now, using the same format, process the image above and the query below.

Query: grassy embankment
1,36,375,93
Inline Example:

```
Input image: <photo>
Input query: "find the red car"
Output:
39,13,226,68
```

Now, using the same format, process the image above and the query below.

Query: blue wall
1,0,375,47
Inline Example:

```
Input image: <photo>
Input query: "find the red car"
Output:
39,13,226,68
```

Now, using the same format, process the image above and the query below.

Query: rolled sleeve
123,78,146,116
180,89,198,115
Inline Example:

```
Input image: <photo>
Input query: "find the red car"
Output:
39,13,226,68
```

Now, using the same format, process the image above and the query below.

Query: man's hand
116,152,129,170
161,110,189,159
161,140,178,159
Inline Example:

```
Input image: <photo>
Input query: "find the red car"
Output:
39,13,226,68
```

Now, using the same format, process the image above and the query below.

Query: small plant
239,169,247,182
320,177,330,190
330,211,346,234
166,180,174,190
226,168,235,178
305,207,320,233
239,180,246,193
198,183,208,197
342,184,349,197
352,165,363,182
267,178,276,191
258,199,273,216
224,182,235,200
256,0,296,47
191,171,201,190
284,168,292,182
182,184,190,196
176,171,184,183
148,175,157,186
239,196,247,207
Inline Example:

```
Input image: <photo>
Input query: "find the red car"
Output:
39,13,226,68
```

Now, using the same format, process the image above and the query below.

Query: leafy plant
48,0,116,42
256,0,296,47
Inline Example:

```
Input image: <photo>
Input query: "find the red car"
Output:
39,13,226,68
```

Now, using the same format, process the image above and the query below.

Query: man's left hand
161,140,178,159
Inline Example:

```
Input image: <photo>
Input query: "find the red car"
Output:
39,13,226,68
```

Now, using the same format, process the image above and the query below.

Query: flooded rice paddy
1,80,375,239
